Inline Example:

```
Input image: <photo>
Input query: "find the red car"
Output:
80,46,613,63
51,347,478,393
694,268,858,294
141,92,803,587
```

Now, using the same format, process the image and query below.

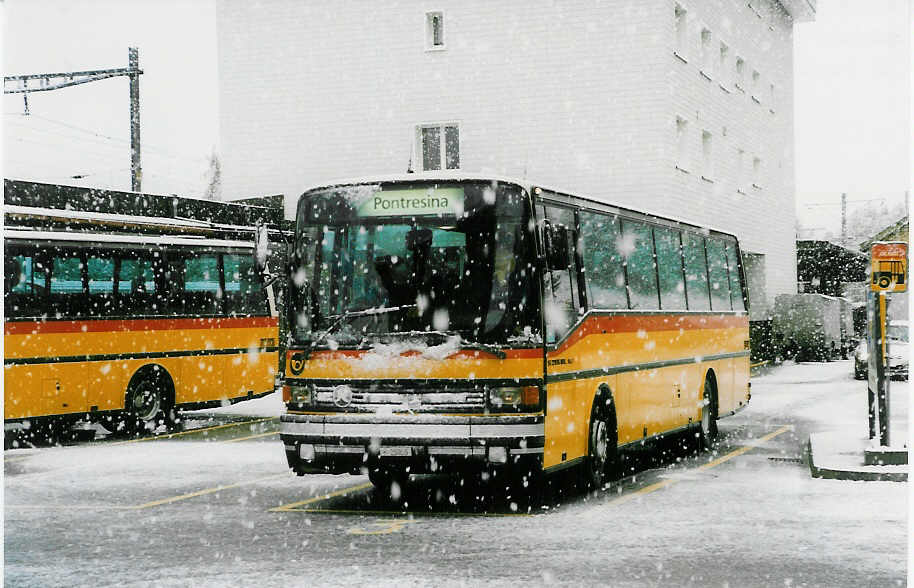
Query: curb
807,435,908,482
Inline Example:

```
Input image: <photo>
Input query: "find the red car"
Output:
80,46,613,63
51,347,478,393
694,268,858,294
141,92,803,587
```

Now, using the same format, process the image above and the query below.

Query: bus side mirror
544,221,571,270
254,224,270,274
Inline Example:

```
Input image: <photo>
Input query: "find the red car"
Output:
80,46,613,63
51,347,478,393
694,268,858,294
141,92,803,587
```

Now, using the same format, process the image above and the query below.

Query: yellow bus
4,181,280,440
279,174,750,492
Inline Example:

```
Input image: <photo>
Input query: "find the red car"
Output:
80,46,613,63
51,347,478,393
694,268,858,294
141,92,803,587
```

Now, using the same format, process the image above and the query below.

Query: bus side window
682,232,711,310
725,243,746,311
118,255,158,316
620,220,660,310
706,238,733,311
182,254,222,316
4,251,46,318
542,204,580,343
224,254,269,316
654,226,687,310
87,254,116,316
49,251,86,317
578,210,627,309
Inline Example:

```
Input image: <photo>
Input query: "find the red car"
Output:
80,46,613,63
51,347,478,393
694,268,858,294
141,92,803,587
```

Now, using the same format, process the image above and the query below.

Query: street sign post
867,242,907,446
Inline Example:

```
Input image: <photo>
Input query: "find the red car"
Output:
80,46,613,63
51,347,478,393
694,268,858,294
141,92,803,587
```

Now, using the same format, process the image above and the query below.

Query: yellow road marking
4,455,32,463
108,417,277,445
270,482,374,512
6,504,138,511
607,425,790,507
132,473,287,509
225,431,279,443
349,518,421,535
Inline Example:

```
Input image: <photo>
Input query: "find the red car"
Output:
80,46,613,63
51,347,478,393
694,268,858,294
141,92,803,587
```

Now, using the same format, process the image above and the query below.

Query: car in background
854,320,908,380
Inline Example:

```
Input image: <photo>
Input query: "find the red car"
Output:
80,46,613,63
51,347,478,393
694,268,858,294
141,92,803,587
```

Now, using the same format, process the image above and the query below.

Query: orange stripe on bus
4,316,278,336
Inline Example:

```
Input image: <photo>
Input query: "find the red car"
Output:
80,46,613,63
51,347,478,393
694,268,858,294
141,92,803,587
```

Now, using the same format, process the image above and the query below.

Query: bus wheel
583,394,617,490
123,372,168,435
699,373,719,450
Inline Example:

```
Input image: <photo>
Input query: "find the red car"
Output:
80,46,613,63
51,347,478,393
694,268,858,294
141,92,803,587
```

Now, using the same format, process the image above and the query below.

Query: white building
216,0,815,320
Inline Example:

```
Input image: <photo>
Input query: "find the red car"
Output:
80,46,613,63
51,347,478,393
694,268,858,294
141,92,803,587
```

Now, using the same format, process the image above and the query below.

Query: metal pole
840,192,847,247
867,289,877,439
129,47,141,192
876,293,889,446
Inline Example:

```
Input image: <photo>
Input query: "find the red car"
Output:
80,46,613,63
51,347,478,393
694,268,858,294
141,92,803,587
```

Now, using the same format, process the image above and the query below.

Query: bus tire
699,372,719,450
122,367,172,435
583,390,618,490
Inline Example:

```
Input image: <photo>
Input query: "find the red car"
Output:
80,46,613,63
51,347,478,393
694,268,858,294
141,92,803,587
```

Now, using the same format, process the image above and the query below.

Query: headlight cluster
488,385,540,410
283,383,313,405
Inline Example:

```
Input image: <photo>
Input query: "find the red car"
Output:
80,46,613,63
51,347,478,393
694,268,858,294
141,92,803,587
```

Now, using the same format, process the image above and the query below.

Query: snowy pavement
4,360,909,587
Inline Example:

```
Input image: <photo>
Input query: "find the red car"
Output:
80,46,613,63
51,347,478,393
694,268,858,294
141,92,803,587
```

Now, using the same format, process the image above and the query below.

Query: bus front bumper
279,412,544,475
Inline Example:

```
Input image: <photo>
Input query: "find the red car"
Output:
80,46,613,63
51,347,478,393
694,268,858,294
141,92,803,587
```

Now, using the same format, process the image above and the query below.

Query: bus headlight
284,383,313,405
488,386,540,410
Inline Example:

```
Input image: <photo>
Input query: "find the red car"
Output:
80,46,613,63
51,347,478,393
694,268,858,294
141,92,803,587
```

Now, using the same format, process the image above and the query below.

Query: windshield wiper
304,304,416,358
378,331,506,359
456,338,507,360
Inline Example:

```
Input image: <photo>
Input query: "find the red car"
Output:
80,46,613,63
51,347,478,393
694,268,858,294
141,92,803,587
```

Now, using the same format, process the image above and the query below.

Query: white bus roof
4,228,255,250
3,204,260,235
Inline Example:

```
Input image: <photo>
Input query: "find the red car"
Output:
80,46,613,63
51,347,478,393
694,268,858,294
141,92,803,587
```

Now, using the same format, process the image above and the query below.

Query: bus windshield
289,181,540,347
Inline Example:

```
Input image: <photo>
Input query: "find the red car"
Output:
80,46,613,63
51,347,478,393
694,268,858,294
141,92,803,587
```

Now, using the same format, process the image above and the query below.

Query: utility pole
129,48,142,192
3,48,144,192
840,192,847,247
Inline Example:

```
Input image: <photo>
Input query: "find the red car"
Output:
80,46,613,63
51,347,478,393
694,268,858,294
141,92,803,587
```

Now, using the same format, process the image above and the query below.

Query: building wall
660,0,798,308
217,0,801,309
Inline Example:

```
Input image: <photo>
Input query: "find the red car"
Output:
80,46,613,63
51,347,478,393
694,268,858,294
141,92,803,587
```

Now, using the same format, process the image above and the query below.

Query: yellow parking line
6,504,139,511
109,417,277,445
270,482,374,512
695,425,790,471
225,431,279,443
132,473,287,509
4,455,32,463
607,425,790,507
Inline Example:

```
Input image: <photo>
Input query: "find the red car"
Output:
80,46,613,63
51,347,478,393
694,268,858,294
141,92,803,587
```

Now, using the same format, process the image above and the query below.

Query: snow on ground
181,391,285,418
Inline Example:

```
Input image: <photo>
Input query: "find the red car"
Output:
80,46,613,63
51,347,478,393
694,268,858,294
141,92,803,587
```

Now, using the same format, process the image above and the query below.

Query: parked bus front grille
312,383,486,412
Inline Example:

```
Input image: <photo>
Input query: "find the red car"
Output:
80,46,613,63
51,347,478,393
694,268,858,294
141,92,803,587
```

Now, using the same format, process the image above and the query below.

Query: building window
676,116,690,172
701,130,713,181
700,28,713,78
426,12,445,50
674,4,688,60
418,124,459,171
735,57,745,91
752,156,762,188
719,42,730,88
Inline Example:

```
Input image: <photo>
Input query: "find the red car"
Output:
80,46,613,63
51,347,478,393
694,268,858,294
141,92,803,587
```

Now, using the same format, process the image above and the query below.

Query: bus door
45,249,89,416
541,203,589,466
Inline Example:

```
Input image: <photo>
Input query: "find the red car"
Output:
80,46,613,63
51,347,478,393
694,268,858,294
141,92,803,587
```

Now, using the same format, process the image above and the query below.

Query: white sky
794,0,911,237
1,0,911,230
1,0,219,197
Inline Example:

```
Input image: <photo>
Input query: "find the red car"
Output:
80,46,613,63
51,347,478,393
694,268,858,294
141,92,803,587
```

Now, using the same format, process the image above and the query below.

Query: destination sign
357,187,464,217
